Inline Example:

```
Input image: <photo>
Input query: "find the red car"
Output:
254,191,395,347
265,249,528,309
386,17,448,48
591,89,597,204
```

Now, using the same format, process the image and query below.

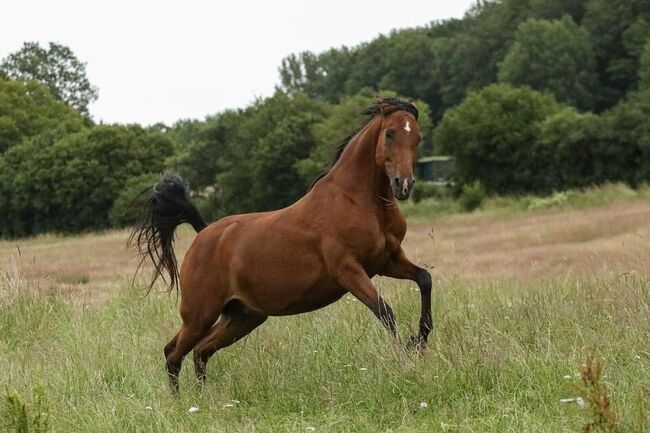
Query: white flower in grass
306,427,316,432
145,406,152,410
419,402,428,409
188,407,199,413
359,367,368,372
231,399,240,404
223,403,234,408
560,397,586,407
563,375,572,380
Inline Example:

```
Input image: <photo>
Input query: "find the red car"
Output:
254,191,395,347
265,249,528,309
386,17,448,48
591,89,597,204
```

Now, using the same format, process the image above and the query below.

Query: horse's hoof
406,335,427,352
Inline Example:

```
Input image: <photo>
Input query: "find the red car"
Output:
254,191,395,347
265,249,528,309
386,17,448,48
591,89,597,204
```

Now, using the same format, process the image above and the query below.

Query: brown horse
130,97,432,393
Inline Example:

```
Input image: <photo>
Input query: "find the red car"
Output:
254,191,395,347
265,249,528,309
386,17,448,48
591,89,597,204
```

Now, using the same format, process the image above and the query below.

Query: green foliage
638,38,650,90
109,173,161,227
280,48,353,103
537,107,605,189
404,182,650,220
176,91,329,218
583,0,650,108
0,125,174,237
7,0,650,237
0,77,84,153
600,89,650,185
432,1,524,111
170,111,243,191
0,42,98,114
411,182,450,204
498,16,598,110
1,387,49,433
222,92,328,214
280,28,438,112
459,180,487,212
435,84,563,194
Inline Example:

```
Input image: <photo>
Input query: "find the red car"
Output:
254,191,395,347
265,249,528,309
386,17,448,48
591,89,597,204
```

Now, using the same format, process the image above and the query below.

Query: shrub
460,180,487,212
0,125,174,237
412,182,450,203
435,84,564,194
1,387,49,433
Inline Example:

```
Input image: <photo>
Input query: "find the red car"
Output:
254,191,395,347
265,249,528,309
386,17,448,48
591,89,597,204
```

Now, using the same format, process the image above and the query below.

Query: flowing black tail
128,174,208,293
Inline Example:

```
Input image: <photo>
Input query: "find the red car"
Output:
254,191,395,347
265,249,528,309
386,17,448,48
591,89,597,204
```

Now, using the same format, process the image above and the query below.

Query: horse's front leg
380,249,432,349
335,259,397,337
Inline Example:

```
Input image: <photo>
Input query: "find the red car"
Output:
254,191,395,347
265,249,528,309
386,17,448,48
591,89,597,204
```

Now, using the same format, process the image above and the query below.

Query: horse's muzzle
392,176,415,201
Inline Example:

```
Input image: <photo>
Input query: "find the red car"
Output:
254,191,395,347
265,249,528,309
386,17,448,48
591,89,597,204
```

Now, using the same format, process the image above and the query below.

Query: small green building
415,156,455,182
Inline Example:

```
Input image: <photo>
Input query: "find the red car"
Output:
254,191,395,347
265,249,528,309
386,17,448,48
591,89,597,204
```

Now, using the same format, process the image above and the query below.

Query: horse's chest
364,223,405,266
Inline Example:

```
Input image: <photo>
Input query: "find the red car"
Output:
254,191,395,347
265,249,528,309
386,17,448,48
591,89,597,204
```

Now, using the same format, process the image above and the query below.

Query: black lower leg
193,352,212,386
166,361,181,394
377,297,397,336
415,268,433,342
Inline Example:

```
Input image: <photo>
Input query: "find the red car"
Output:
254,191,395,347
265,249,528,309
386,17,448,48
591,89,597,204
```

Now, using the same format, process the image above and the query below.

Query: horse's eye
385,129,395,140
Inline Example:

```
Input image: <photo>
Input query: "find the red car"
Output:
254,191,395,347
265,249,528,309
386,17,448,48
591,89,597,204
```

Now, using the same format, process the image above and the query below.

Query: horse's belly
237,277,346,316
269,282,347,316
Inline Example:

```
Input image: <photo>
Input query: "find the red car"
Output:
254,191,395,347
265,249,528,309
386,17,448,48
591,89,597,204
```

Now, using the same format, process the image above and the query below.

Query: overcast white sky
2,0,476,126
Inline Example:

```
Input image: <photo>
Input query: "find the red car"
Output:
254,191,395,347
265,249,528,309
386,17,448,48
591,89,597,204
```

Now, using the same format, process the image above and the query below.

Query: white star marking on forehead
404,121,411,133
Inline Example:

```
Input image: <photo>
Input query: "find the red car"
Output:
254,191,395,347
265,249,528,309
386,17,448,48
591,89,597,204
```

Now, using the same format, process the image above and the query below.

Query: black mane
308,97,419,191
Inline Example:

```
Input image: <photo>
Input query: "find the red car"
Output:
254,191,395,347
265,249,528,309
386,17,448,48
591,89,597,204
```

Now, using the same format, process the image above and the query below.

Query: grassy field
2,186,650,432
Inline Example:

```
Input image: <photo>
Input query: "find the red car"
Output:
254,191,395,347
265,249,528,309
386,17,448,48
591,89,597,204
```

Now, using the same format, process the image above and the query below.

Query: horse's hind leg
193,301,267,386
165,301,224,394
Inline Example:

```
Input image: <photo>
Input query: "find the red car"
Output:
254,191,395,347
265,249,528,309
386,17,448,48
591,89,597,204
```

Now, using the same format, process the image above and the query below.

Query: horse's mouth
394,189,411,201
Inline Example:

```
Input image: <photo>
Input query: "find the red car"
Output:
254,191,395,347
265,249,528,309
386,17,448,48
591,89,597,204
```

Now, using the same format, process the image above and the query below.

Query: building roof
417,156,453,163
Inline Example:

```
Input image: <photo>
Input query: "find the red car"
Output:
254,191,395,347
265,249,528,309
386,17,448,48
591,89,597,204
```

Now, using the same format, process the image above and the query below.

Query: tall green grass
2,267,649,432
401,182,650,220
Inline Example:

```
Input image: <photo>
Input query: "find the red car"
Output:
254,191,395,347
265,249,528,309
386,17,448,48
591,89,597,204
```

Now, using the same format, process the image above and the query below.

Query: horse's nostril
393,177,400,186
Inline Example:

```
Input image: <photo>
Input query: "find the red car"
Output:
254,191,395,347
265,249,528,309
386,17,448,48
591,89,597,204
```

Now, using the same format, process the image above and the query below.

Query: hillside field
1,196,650,432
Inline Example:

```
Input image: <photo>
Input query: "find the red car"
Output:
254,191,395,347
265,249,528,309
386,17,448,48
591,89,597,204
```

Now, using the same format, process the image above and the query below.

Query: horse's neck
326,118,394,207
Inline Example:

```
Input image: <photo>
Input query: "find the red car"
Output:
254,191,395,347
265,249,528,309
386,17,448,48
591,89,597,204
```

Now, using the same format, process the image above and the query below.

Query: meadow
1,184,650,432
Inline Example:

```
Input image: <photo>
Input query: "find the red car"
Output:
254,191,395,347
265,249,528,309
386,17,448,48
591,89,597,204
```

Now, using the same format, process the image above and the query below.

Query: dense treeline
2,0,650,237
278,0,650,194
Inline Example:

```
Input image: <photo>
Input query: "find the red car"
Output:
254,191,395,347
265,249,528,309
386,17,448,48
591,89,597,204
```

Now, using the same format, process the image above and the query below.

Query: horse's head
374,100,421,201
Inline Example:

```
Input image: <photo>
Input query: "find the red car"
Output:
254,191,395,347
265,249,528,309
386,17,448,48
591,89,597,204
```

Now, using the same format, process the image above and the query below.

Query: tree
169,112,243,191
498,16,598,110
1,42,99,114
215,91,328,215
279,48,353,102
528,0,586,23
537,107,605,188
434,84,563,194
583,0,650,109
175,91,329,218
638,38,650,91
0,124,174,237
0,77,84,153
433,1,525,109
600,89,650,185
